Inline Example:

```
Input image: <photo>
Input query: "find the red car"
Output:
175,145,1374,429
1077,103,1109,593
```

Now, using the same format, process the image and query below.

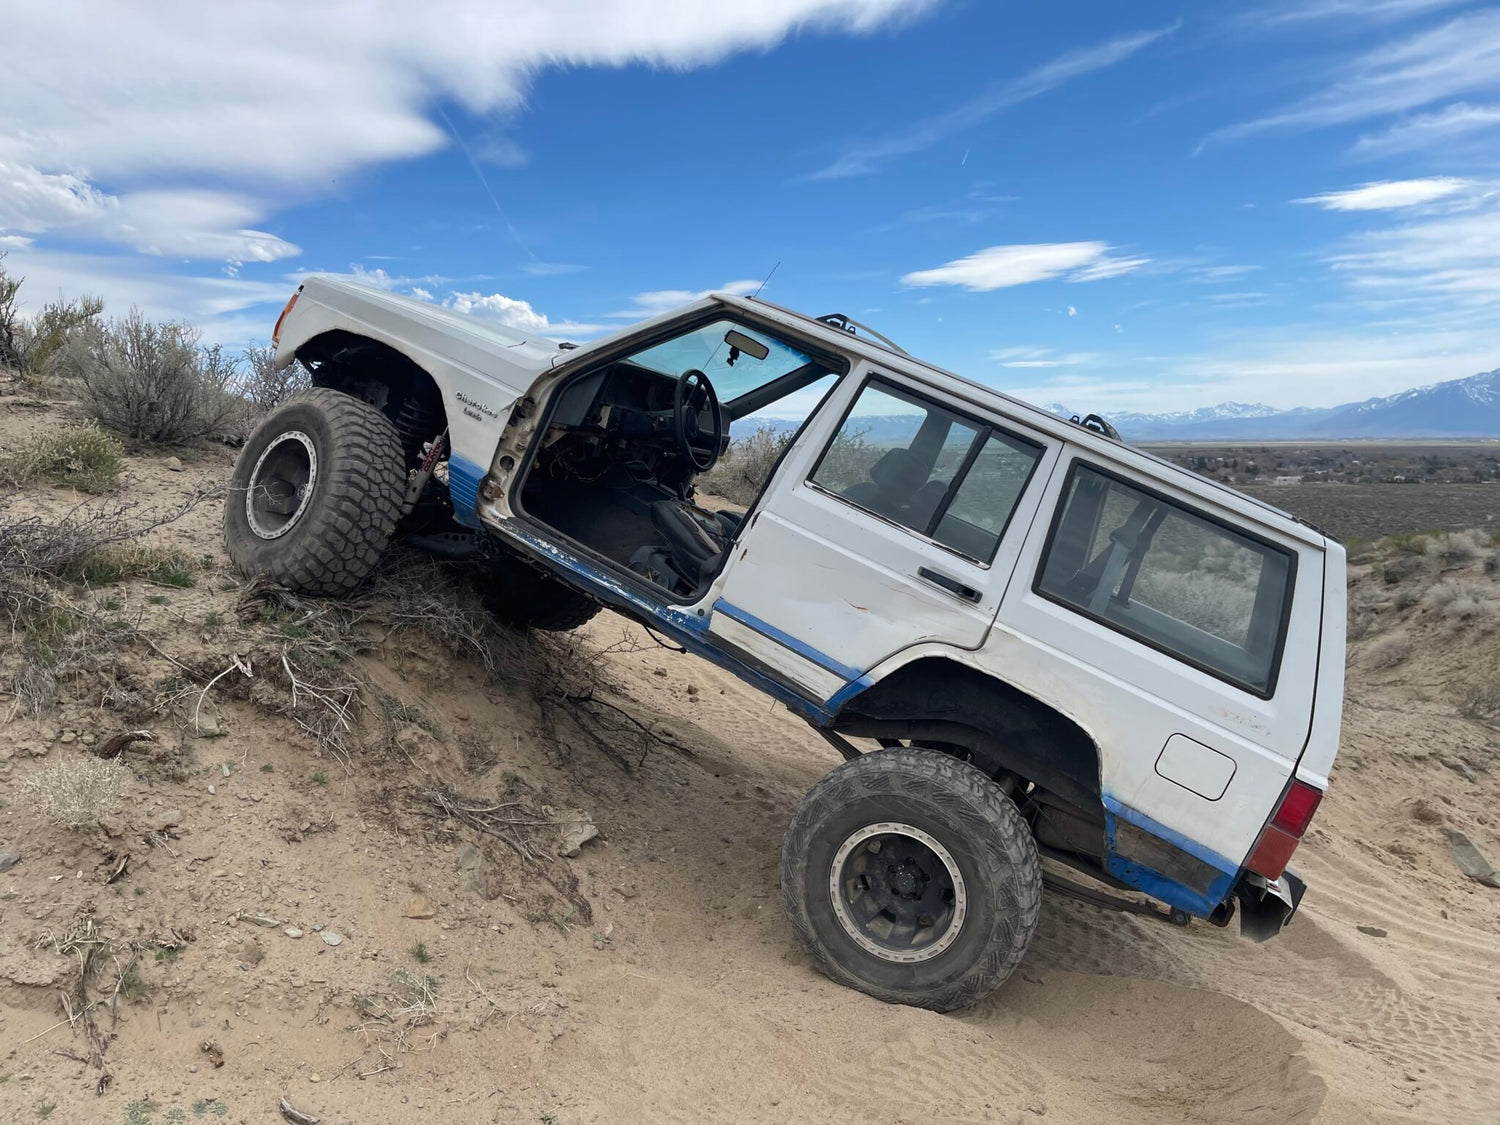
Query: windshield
626,319,814,403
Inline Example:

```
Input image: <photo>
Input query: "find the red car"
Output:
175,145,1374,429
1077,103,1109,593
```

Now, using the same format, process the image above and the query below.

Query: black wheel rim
246,430,318,540
828,821,968,964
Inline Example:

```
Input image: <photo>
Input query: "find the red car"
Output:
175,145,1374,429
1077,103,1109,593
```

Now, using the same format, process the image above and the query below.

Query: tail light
272,290,300,345
1245,779,1323,881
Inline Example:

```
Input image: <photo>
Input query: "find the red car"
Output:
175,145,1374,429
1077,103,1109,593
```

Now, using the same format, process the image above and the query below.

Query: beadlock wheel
782,747,1042,1012
224,388,406,596
829,821,968,964
245,430,318,540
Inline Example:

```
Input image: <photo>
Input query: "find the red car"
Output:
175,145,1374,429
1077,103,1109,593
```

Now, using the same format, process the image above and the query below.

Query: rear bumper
1236,868,1307,942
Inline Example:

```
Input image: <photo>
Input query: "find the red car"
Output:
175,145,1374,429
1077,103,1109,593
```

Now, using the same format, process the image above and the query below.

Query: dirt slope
2,400,1498,1124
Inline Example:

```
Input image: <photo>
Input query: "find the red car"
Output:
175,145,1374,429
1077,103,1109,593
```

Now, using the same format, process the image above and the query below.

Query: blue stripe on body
446,455,485,528
1102,794,1240,917
499,524,840,724
712,601,866,681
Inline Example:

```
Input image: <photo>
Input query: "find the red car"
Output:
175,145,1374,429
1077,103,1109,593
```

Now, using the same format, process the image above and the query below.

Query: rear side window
1035,464,1294,696
809,378,1043,562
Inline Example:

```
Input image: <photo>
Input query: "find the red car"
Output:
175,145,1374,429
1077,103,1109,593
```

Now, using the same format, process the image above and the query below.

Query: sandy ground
2,397,1499,1124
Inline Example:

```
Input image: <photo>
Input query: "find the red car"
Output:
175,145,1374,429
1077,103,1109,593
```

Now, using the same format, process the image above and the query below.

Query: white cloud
1204,9,1500,146
0,245,292,343
1191,264,1261,282
1325,202,1500,308
1351,102,1500,158
805,25,1171,179
0,234,34,249
1245,0,1468,26
989,346,1098,368
446,290,605,338
1295,177,1470,210
607,279,762,318
0,161,299,262
519,261,589,277
1066,305,1078,317
0,1,932,266
901,242,1148,291
473,135,529,169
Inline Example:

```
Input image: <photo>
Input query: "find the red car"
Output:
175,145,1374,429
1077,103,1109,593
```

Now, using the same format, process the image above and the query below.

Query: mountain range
1048,367,1500,442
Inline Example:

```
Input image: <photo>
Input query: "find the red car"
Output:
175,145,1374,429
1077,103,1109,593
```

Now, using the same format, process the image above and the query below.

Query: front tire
225,388,406,596
781,748,1041,1012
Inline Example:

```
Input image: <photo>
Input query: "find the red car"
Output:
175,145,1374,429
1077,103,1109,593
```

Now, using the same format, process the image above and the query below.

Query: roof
717,293,1327,550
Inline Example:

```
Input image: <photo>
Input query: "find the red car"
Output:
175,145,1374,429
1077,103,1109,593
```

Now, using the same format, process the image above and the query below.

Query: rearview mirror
724,329,770,362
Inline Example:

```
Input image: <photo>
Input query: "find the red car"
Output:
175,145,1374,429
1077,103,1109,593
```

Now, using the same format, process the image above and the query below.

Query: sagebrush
69,311,247,444
699,425,793,506
238,342,310,413
0,255,103,386
1365,632,1411,669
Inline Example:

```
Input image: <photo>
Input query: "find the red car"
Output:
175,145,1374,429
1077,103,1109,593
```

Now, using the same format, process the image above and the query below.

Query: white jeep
227,276,1345,1011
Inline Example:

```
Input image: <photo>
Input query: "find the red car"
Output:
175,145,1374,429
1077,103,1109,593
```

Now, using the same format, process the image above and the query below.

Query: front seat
841,448,928,520
649,500,734,587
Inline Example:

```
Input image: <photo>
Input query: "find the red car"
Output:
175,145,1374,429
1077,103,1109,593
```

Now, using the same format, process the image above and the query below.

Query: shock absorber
392,392,442,467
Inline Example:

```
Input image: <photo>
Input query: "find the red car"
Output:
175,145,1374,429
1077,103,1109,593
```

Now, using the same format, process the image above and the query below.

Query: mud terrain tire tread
781,747,1041,1012
481,551,601,632
225,388,406,596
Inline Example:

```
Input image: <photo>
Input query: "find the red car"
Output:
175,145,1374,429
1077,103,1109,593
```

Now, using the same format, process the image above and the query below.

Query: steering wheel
673,368,724,473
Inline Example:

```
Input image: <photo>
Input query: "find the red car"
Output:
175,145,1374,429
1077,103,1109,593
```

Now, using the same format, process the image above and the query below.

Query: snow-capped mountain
1048,368,1500,440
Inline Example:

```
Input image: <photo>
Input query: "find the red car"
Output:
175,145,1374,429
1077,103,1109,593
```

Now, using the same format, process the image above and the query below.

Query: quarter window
809,378,1043,562
1036,464,1294,695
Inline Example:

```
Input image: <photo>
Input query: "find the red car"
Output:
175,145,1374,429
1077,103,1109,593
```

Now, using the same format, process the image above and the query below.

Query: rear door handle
917,567,982,603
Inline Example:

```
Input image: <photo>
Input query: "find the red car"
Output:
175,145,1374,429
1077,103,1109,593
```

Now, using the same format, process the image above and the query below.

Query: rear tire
480,551,601,632
782,747,1041,1012
224,388,405,596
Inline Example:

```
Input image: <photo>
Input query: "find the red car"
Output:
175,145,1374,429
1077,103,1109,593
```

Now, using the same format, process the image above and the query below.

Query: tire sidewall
785,751,1039,1007
226,398,341,574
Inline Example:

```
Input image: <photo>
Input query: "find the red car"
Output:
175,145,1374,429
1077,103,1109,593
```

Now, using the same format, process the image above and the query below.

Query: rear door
706,364,1058,704
994,454,1323,878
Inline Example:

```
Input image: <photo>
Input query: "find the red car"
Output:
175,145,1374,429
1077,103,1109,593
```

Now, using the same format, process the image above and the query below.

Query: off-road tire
782,747,1042,1012
481,550,601,632
225,388,405,595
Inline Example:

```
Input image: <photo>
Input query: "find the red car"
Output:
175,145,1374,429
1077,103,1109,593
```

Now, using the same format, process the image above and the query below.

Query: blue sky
3,0,1499,413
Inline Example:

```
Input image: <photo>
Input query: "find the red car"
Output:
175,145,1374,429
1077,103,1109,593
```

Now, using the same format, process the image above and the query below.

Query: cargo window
1035,463,1294,696
809,378,1043,562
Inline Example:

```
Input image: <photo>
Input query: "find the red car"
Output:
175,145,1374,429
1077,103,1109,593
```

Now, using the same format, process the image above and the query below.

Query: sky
2,0,1499,415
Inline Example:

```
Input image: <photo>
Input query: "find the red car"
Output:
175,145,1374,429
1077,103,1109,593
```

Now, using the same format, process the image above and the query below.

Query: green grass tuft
0,422,124,494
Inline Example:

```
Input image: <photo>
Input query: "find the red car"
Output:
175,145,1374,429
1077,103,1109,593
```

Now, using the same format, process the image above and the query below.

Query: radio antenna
751,260,780,300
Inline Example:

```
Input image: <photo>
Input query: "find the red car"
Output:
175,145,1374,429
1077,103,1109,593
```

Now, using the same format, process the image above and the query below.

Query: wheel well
295,330,447,468
831,657,1104,822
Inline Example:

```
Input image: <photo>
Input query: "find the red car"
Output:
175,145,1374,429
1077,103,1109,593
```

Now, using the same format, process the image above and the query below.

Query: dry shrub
698,424,793,506
1422,580,1493,620
1365,632,1411,669
0,255,104,391
0,253,20,371
21,755,127,828
1456,676,1500,721
0,421,123,493
238,342,310,413
1381,555,1423,586
0,495,205,713
1384,530,1441,556
69,311,247,445
1431,530,1484,565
